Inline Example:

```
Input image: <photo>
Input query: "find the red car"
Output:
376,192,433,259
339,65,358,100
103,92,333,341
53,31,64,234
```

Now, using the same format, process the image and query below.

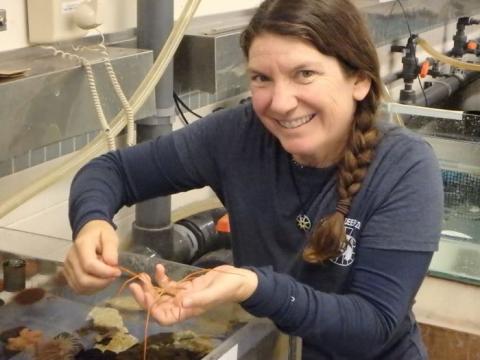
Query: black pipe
452,17,480,58
175,207,230,263
130,207,232,264
414,70,480,106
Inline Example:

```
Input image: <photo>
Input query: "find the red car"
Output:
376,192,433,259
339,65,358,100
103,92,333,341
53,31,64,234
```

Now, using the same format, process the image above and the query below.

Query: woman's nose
269,82,298,114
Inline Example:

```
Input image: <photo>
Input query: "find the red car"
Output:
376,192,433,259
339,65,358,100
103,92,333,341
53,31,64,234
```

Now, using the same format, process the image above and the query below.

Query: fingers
129,282,158,311
129,282,190,325
63,266,115,294
63,246,116,294
100,227,119,268
76,223,121,279
154,264,169,286
154,264,185,294
75,241,120,279
63,220,121,294
149,297,195,326
129,283,146,308
128,265,247,326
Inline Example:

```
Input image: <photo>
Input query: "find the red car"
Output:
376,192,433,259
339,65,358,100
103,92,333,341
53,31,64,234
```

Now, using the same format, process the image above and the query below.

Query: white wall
0,0,262,52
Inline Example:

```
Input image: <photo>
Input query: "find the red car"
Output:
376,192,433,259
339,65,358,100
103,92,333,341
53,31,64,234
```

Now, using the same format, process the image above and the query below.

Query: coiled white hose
0,0,202,219
102,53,136,147
84,30,137,147
40,45,117,151
82,57,117,151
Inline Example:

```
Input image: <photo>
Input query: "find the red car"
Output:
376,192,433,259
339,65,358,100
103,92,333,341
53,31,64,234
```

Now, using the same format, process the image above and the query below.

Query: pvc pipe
414,71,480,106
134,0,176,252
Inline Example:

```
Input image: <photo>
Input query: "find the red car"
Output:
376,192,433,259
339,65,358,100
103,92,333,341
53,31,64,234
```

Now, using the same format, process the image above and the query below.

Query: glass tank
0,236,299,360
425,134,480,286
357,0,480,47
402,115,480,286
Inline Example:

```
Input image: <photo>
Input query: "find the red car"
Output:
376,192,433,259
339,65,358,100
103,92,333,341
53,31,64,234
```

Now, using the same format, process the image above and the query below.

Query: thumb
100,228,119,268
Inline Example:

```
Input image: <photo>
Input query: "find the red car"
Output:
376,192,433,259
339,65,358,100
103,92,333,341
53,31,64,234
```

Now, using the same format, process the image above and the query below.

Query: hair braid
303,105,380,263
239,0,384,263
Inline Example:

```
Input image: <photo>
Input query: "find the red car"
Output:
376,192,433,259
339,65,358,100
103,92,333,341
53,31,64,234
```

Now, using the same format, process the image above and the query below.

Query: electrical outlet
26,0,99,44
0,9,6,32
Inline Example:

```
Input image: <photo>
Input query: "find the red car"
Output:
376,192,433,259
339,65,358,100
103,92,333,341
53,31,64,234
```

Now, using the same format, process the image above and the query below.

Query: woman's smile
247,32,370,167
276,113,316,129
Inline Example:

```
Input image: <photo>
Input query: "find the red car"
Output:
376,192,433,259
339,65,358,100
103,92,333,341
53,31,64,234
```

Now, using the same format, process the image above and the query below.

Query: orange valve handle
420,60,430,78
467,41,478,51
216,214,231,233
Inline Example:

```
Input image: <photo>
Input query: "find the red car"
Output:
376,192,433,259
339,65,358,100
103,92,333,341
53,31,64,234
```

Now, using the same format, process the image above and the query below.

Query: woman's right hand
63,220,121,294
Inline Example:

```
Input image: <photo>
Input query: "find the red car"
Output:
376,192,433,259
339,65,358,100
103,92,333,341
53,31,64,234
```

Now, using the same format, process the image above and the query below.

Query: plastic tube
382,84,404,126
0,0,202,220
417,37,480,72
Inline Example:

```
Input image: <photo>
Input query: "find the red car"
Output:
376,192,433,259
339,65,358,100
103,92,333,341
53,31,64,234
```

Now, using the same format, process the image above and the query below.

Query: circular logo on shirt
330,235,356,267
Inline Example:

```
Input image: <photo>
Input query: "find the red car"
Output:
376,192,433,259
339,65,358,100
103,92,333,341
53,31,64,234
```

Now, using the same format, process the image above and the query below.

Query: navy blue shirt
70,103,443,359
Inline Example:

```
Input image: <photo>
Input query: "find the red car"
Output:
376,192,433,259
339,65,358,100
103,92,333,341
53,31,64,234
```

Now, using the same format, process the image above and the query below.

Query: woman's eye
299,70,315,79
251,74,269,82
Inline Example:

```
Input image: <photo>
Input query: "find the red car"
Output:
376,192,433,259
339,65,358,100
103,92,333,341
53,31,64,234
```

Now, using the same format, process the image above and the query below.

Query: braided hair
241,0,383,262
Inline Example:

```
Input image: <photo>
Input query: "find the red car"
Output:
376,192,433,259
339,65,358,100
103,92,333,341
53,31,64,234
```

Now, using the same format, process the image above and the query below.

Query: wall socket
0,9,6,31
27,0,99,43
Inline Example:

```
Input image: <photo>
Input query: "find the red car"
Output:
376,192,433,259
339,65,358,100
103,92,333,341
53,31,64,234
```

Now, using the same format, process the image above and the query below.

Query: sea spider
115,265,243,360
117,265,212,360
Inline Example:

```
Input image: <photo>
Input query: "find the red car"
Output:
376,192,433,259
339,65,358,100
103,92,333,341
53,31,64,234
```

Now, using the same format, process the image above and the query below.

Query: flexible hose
40,45,117,150
0,0,202,219
82,58,117,151
94,30,136,147
101,52,136,147
417,37,480,72
72,30,136,147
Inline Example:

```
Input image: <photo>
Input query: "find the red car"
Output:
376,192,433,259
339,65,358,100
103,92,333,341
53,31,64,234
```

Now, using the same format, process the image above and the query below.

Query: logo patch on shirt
330,218,360,267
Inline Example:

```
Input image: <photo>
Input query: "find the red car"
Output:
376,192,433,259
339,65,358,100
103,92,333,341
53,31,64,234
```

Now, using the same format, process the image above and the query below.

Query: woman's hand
129,264,258,325
63,220,121,294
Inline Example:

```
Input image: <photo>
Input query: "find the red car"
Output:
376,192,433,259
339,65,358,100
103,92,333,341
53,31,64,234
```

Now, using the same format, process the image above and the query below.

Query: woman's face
248,33,371,167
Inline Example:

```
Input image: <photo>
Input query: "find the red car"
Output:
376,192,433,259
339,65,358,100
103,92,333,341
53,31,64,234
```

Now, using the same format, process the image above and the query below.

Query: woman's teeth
278,114,315,129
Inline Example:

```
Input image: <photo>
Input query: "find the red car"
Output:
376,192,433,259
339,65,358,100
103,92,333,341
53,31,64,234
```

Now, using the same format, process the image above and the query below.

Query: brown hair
241,0,383,263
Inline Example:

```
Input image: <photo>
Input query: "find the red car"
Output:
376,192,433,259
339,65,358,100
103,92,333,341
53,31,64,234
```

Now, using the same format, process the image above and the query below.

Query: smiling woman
64,0,443,359
247,33,370,167
240,0,383,264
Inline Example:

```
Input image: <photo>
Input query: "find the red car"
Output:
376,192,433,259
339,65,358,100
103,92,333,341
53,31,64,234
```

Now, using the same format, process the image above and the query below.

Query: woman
64,0,443,358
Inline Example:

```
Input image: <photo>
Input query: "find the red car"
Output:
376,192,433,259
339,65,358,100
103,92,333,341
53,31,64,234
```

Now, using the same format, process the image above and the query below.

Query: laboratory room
0,0,480,359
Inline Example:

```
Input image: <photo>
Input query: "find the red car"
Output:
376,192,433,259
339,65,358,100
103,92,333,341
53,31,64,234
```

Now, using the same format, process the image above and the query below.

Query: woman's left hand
129,264,258,325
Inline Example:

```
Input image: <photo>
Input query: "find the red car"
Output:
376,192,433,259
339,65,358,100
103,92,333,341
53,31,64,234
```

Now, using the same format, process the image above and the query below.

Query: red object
216,214,231,233
420,60,430,78
467,41,478,50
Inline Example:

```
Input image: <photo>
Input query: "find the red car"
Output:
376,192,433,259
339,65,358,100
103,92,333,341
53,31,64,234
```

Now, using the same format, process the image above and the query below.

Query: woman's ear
352,72,372,101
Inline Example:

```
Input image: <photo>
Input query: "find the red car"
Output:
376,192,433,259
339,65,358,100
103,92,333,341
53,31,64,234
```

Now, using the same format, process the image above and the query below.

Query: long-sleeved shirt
70,103,443,359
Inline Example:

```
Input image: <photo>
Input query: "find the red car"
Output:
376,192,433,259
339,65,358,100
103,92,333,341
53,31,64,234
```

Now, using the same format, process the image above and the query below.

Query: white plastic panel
26,0,99,43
